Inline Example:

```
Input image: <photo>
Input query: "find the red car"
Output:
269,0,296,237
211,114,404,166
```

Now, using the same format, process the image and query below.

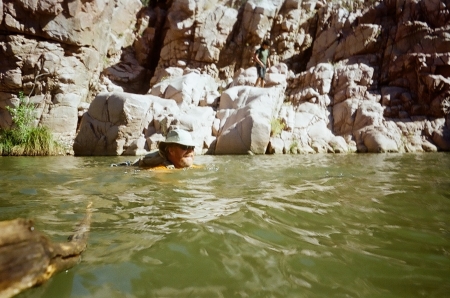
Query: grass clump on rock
270,118,285,137
0,92,62,156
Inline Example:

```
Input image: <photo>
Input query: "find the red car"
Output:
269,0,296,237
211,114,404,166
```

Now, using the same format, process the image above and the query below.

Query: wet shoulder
142,164,202,172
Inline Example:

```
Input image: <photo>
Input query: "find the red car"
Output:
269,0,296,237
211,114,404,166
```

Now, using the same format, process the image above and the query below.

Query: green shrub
0,92,62,156
6,92,35,140
289,140,298,154
270,118,285,137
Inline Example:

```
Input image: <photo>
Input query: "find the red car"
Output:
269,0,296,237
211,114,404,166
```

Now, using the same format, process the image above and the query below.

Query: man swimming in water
135,129,196,169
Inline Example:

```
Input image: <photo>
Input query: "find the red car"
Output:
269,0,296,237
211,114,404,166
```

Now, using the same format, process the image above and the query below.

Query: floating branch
0,203,92,298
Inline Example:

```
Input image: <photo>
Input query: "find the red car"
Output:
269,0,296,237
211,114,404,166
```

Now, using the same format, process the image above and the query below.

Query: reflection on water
1,153,450,297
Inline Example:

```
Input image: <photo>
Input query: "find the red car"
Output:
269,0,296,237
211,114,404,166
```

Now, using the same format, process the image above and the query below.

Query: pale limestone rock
146,133,165,151
294,110,319,132
231,67,258,87
1,0,141,145
279,104,296,131
289,63,334,108
280,130,295,153
73,92,154,156
104,49,149,94
203,135,216,154
0,93,18,129
333,63,374,96
2,0,141,54
335,24,381,61
2,68,22,89
4,0,450,155
150,68,185,92
307,6,348,67
422,139,438,152
124,136,148,156
192,6,238,63
267,137,285,154
312,63,334,94
239,0,284,46
212,118,221,137
0,35,99,140
98,76,124,93
271,1,314,71
231,63,288,88
150,72,219,108
329,135,349,153
20,0,63,16
430,119,450,150
108,0,143,54
40,98,80,135
173,106,216,152
285,65,340,154
215,86,284,154
288,98,349,154
156,1,237,80
199,90,220,107
358,126,401,153
353,100,385,131
266,64,289,88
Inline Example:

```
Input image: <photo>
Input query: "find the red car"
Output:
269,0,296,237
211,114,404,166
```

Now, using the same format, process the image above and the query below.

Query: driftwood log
0,203,92,298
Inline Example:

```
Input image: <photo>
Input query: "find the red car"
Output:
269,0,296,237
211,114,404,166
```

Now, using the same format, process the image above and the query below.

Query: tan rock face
2,0,450,155
0,0,142,146
0,35,97,138
2,0,140,52
73,92,154,156
215,86,284,154
74,72,219,156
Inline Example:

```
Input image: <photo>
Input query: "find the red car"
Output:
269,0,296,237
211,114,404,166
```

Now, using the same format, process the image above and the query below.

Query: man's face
167,144,195,168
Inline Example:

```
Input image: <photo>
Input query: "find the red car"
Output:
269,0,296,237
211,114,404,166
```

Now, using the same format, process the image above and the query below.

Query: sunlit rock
215,86,284,154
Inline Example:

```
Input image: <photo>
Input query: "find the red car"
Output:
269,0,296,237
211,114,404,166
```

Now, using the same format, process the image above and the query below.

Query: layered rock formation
2,0,450,155
0,0,142,148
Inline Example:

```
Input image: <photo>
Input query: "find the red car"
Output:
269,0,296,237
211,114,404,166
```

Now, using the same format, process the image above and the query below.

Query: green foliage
0,92,62,156
289,140,298,154
102,55,110,67
270,118,285,137
141,0,150,6
5,92,35,142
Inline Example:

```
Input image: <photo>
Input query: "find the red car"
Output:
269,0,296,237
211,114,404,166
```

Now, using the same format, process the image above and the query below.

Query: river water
1,153,449,298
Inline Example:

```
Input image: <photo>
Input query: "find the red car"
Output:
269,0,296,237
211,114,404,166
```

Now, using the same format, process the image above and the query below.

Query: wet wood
0,203,92,298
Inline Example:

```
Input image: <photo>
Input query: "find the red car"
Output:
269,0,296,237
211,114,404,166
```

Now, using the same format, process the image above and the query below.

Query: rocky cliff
1,0,449,155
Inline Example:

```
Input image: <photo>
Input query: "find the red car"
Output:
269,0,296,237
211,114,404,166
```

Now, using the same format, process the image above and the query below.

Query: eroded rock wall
0,0,142,149
142,0,450,154
2,0,450,155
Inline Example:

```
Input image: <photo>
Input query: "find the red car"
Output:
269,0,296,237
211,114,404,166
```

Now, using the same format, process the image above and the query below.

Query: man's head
159,129,196,168
262,40,270,49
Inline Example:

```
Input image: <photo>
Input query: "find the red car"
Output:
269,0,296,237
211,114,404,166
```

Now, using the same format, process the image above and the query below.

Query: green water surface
1,153,449,298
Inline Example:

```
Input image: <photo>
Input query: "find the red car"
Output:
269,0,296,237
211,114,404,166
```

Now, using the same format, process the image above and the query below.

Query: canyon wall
1,0,449,155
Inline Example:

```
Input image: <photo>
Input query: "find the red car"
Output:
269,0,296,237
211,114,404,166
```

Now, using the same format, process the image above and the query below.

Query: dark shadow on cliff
146,0,170,75
216,3,251,81
102,46,151,94
101,0,172,94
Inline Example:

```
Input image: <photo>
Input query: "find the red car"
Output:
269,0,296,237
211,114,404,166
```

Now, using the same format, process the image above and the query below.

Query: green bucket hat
158,129,196,154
